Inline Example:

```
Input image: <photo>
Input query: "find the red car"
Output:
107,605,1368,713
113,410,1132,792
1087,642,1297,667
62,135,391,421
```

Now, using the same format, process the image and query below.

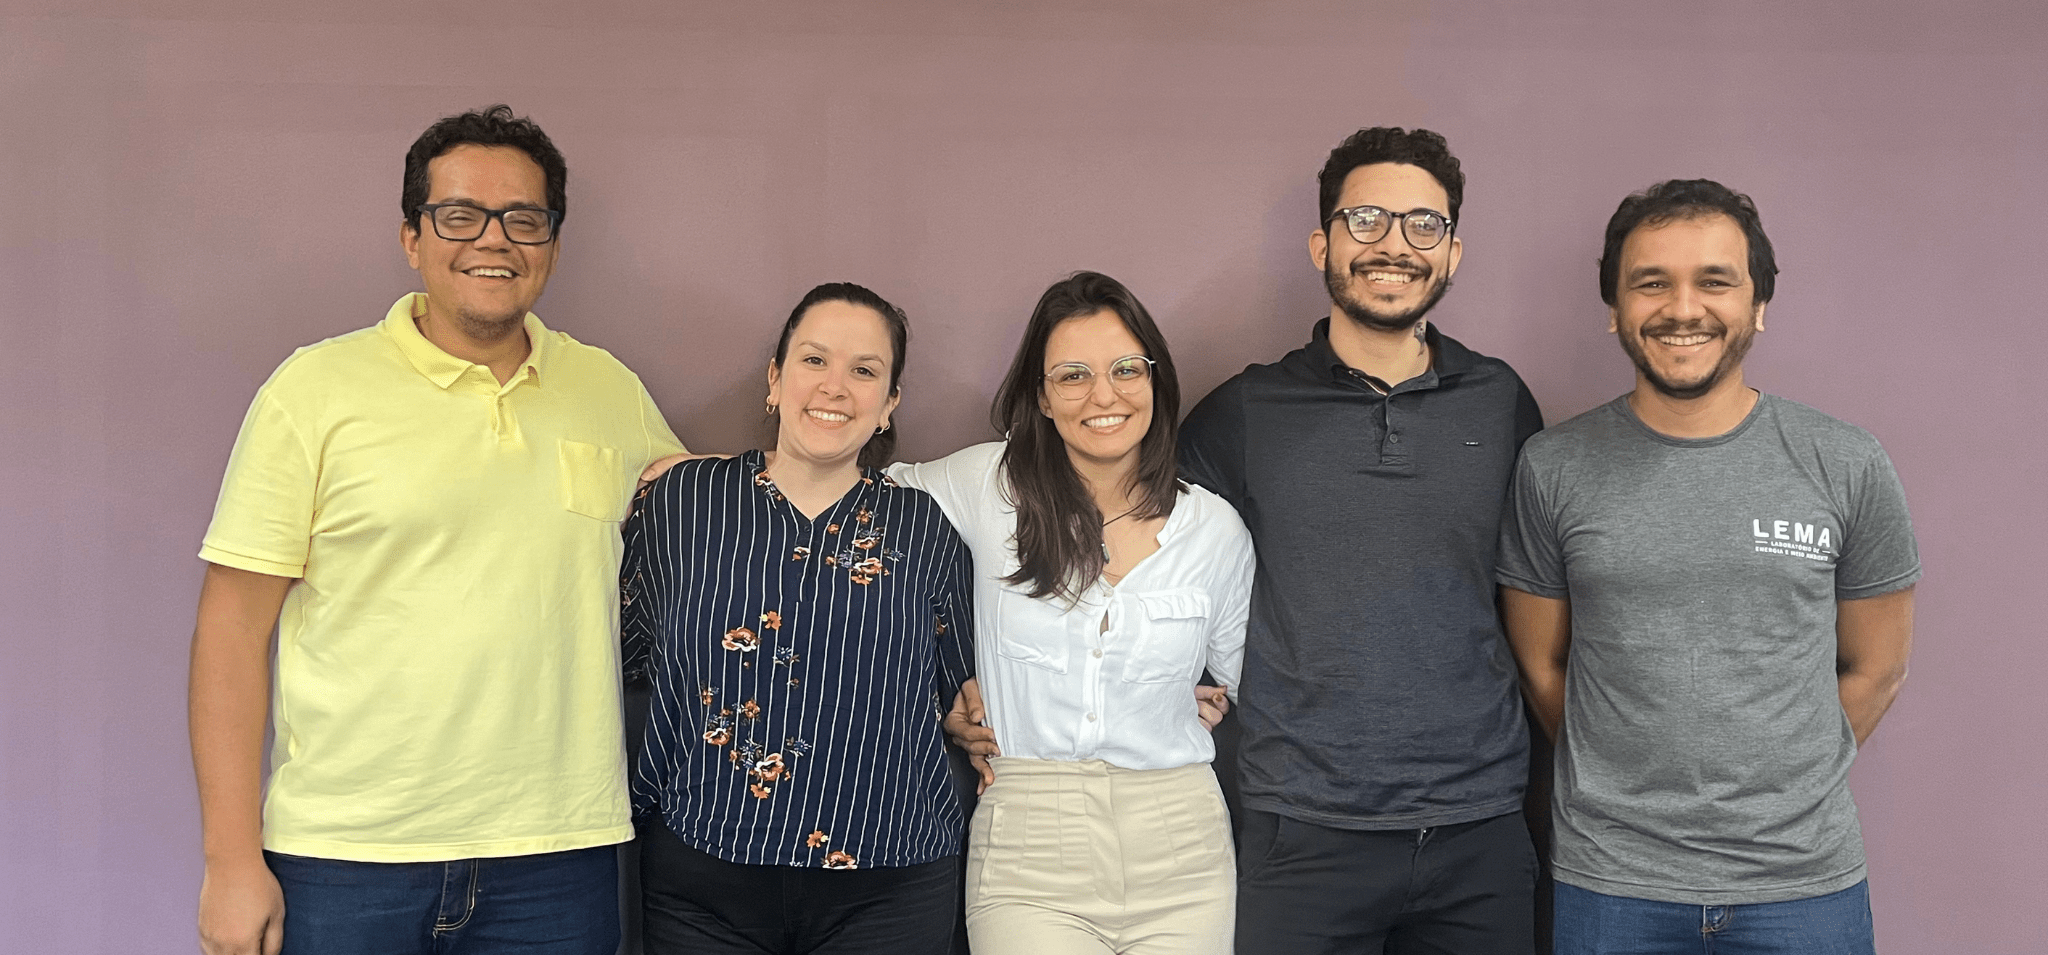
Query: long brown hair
991,272,1182,601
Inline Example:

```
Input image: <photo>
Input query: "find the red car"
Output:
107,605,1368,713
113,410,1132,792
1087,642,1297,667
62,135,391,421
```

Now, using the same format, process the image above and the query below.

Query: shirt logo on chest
1751,518,1838,563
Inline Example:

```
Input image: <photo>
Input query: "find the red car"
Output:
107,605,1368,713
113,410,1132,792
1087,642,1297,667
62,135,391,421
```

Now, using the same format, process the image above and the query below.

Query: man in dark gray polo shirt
1180,127,1542,955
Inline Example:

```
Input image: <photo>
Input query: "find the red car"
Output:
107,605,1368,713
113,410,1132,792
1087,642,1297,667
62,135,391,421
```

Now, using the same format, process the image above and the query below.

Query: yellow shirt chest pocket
558,440,630,522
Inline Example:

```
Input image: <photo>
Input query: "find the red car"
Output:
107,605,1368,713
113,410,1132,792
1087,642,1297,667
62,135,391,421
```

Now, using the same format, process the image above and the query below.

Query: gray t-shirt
1496,394,1920,905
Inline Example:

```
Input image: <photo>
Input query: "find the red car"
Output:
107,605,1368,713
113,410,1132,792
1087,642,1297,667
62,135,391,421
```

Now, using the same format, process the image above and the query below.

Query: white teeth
1655,334,1713,346
1083,415,1127,428
466,267,514,278
806,410,850,423
1364,271,1416,284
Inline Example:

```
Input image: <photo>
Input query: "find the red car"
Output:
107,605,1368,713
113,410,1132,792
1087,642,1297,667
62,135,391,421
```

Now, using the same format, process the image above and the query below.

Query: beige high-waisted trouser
965,757,1235,954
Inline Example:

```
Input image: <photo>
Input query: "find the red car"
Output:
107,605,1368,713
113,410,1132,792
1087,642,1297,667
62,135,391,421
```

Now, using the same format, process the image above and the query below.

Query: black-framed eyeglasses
417,203,562,245
1044,355,1155,400
1326,205,1454,250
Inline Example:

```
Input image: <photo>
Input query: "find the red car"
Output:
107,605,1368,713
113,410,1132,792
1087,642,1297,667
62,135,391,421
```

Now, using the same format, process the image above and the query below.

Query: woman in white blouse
890,271,1255,955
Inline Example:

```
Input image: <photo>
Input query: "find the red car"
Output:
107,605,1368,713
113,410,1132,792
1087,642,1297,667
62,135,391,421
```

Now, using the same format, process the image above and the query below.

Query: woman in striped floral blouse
621,283,975,954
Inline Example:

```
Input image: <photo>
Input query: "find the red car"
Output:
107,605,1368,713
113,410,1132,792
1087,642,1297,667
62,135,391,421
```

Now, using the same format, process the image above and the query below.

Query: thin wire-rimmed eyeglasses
417,203,562,245
1044,356,1155,400
1326,204,1454,250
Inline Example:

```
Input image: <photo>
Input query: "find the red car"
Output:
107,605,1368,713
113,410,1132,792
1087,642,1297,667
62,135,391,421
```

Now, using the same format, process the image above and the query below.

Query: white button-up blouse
890,442,1255,771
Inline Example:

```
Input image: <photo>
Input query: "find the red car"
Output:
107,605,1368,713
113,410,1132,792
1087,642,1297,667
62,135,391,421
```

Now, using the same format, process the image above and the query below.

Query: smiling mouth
1652,332,1715,347
1082,415,1128,428
463,267,518,279
806,409,851,424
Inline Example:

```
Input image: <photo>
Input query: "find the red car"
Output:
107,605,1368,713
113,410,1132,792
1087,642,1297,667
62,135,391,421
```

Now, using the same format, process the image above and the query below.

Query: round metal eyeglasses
418,203,562,245
1044,356,1155,400
1327,204,1454,250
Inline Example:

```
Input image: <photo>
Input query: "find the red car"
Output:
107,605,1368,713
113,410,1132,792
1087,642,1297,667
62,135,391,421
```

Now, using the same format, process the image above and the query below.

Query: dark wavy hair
771,283,910,470
402,105,568,231
991,272,1182,601
1317,126,1465,225
1598,178,1777,306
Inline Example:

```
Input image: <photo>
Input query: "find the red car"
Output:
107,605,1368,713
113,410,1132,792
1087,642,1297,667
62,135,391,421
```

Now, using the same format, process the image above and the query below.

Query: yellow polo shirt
200,293,685,861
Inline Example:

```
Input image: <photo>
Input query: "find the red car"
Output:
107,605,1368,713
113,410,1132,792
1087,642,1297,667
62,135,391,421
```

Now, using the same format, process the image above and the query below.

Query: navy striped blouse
621,451,976,869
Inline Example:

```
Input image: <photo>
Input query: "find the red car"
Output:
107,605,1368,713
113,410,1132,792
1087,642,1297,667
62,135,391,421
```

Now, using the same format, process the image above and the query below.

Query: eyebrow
1626,263,1741,282
431,197,548,210
795,341,888,364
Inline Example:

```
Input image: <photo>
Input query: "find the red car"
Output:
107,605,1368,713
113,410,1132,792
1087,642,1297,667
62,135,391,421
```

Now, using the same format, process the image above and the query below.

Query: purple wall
4,1,2043,950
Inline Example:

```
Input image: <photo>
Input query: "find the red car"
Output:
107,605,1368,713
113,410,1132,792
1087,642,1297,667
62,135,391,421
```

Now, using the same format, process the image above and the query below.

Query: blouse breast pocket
557,440,628,522
994,585,1072,674
1120,589,1212,684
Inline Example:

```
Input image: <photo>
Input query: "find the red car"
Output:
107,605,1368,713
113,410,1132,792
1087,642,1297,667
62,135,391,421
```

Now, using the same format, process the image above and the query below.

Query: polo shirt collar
1304,316,1479,388
381,292,551,390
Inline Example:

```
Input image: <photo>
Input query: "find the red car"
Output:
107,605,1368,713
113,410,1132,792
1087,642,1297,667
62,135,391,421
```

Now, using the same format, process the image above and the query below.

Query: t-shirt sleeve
1835,444,1921,599
1495,451,1569,598
1177,382,1245,503
198,381,317,579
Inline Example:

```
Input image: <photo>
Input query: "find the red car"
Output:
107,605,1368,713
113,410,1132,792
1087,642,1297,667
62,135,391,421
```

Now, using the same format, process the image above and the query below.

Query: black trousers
1234,809,1538,955
637,821,959,955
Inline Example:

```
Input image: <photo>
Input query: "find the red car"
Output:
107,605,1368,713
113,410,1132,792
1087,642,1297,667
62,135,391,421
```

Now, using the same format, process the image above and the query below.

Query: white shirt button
1092,648,1104,658
1086,712,1097,721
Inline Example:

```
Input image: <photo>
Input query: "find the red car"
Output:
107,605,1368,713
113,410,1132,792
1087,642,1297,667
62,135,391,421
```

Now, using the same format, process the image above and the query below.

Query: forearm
1835,587,1915,747
1500,586,1571,742
1837,666,1906,746
188,564,291,864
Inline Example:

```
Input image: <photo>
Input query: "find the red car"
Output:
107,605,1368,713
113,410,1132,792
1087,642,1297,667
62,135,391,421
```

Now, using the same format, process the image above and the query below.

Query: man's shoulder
1519,398,1628,460
1760,394,1886,458
258,324,398,396
1433,329,1530,390
540,328,654,390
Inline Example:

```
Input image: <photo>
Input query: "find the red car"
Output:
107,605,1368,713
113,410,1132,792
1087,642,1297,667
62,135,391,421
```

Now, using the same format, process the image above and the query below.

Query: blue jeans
1553,880,1874,955
266,845,621,955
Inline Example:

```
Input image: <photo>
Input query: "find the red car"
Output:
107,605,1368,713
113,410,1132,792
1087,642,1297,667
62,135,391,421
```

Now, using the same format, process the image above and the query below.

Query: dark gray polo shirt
1179,319,1542,829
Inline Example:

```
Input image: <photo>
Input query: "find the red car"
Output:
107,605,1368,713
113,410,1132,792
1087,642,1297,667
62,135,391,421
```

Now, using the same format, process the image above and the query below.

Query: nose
1669,282,1708,320
471,212,513,250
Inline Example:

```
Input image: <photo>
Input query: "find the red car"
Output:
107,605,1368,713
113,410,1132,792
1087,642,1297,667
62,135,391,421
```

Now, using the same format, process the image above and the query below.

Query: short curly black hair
1317,127,1464,226
1598,179,1776,306
401,105,567,231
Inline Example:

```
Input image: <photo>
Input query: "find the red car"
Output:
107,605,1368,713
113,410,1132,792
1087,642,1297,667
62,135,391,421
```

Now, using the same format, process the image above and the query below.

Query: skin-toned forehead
1336,162,1453,216
787,300,895,366
423,143,549,203
1043,310,1145,368
1619,211,1751,283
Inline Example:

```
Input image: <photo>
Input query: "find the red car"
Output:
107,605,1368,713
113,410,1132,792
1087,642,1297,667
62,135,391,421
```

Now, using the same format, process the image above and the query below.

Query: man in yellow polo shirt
189,105,683,955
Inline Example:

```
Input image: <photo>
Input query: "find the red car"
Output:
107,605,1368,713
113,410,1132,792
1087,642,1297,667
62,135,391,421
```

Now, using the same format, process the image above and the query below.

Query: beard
1618,314,1759,400
452,302,526,343
1325,254,1453,332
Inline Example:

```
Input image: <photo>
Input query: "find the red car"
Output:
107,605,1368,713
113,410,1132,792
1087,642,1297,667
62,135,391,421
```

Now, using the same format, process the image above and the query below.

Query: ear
401,218,422,271
1607,306,1620,335
1444,235,1463,280
1036,387,1052,419
765,359,781,402
881,389,902,429
1753,301,1767,333
1309,228,1330,272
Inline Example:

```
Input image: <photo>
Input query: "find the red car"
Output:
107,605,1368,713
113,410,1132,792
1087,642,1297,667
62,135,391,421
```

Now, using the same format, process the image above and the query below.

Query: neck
416,299,532,385
1327,311,1431,386
763,448,863,519
1067,450,1142,517
1627,371,1759,439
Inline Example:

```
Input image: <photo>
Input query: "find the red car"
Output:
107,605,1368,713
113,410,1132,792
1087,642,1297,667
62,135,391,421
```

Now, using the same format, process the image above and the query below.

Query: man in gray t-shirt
1497,179,1918,955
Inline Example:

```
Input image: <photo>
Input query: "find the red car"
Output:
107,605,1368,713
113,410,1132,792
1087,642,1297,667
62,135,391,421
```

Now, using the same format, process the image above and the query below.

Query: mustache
1639,317,1724,337
1350,257,1430,278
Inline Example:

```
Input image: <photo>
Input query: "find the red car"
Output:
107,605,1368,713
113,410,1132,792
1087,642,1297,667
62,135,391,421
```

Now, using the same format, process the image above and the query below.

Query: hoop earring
875,422,891,434
765,401,778,416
